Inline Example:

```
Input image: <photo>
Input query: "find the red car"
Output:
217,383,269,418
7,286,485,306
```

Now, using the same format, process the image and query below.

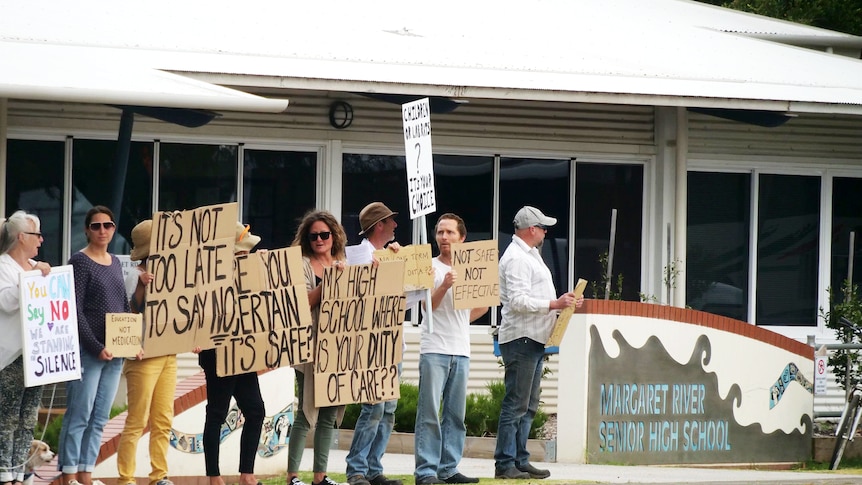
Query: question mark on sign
414,142,421,171
389,364,398,396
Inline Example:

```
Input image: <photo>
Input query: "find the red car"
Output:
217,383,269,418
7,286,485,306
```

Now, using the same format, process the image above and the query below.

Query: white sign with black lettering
402,97,436,219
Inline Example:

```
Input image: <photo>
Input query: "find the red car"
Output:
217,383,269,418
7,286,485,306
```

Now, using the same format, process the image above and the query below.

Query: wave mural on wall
587,325,812,464
169,403,294,458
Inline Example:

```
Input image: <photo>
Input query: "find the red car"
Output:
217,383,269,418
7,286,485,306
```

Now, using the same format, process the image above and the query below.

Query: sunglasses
89,221,116,231
24,231,43,238
308,231,331,241
535,224,549,231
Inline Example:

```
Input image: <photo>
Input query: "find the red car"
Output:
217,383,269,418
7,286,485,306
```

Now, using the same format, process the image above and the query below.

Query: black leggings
199,350,265,476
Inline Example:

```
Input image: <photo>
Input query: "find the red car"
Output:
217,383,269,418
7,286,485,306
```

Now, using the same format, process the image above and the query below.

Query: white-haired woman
0,210,51,485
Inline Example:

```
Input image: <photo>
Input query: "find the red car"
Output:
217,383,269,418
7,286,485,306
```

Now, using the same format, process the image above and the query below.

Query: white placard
20,265,82,387
402,97,436,219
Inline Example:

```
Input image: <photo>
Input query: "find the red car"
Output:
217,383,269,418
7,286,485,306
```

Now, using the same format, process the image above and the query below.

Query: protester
197,222,265,485
494,206,582,480
58,206,129,485
346,202,402,485
287,210,348,485
414,213,486,485
116,220,177,485
0,211,51,485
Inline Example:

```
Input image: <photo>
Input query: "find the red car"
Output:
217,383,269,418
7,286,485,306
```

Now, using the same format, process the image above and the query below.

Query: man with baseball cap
346,202,403,485
493,206,583,480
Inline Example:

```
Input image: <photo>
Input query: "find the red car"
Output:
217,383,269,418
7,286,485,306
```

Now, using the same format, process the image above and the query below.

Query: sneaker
443,474,478,484
346,476,370,485
156,479,175,485
368,475,402,485
517,463,550,479
415,477,444,485
494,467,529,480
290,477,310,485
313,476,346,485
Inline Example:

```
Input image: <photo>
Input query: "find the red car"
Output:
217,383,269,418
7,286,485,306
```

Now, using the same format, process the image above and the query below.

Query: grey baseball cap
513,206,557,230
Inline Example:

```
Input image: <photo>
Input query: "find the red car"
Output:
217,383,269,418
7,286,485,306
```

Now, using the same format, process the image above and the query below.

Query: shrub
339,382,418,431
463,380,547,439
337,380,548,439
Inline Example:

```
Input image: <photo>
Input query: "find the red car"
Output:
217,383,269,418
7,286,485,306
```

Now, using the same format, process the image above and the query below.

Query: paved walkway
314,449,862,485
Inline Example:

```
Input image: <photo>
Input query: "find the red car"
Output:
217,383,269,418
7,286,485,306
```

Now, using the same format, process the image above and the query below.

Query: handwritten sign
450,240,500,310
314,261,406,407
374,244,433,291
403,97,436,219
545,278,588,348
105,313,143,358
20,265,81,387
216,247,314,376
143,202,238,357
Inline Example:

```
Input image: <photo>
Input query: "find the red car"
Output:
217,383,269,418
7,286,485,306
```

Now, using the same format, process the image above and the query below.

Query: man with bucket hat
493,206,583,480
346,202,403,485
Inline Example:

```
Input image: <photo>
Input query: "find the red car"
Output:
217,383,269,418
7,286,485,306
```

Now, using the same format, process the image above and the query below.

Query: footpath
316,449,862,485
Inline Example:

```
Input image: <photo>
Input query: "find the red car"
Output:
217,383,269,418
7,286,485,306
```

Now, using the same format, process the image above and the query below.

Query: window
71,139,153,254
688,171,821,326
756,174,820,326
499,158,571,293
831,177,862,296
687,172,750,321
242,149,317,249
342,154,409,246
575,163,643,301
158,143,237,211
5,140,65,265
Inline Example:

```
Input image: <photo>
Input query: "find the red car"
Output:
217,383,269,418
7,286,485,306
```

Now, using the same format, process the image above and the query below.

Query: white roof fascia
0,42,289,113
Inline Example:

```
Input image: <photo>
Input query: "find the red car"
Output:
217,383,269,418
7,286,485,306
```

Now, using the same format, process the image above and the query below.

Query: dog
23,440,55,485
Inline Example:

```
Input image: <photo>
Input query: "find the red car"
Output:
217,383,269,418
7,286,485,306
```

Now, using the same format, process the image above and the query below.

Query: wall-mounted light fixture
329,101,354,129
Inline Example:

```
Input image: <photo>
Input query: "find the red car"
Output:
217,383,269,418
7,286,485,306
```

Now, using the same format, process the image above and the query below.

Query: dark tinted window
6,140,65,265
756,174,820,325
687,171,750,321
243,149,317,249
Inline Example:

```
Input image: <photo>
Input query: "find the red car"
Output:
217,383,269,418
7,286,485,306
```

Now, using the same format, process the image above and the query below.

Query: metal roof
1,0,862,115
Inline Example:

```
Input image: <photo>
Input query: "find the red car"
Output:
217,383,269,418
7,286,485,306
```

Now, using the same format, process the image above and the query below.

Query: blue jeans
346,364,400,480
57,351,123,473
414,353,469,481
493,338,544,471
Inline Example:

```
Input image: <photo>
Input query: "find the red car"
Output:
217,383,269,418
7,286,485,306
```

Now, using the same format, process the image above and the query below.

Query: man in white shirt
414,213,487,485
494,206,583,480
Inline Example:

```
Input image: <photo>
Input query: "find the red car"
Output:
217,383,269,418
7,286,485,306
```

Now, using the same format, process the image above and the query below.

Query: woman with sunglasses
286,210,348,485
58,206,129,485
0,210,51,485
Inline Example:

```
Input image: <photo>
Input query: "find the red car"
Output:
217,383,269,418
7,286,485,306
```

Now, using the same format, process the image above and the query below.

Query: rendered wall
557,302,813,465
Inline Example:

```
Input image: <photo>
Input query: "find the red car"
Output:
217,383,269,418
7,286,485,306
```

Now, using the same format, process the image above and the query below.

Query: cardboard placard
105,313,143,358
20,265,82,387
216,247,314,376
374,244,433,291
314,261,406,406
142,202,238,358
450,240,500,310
545,278,588,348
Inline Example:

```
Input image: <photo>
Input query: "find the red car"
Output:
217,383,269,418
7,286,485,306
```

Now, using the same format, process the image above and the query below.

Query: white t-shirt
419,257,471,357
